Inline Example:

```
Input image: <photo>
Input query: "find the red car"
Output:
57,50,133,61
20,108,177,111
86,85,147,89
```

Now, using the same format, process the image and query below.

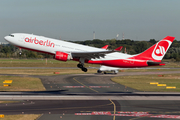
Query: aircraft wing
71,50,114,59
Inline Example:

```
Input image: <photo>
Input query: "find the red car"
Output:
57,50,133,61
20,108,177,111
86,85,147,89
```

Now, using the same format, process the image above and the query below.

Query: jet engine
55,51,71,61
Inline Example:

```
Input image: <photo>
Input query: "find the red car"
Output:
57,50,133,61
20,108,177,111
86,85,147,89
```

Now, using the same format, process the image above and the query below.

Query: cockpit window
9,34,14,37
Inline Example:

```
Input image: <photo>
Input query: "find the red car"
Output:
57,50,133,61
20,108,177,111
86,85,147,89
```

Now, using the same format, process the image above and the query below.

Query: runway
1,100,180,120
1,71,180,119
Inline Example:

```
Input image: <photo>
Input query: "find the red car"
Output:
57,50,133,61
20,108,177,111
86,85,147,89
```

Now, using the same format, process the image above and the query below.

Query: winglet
102,45,109,49
115,46,123,51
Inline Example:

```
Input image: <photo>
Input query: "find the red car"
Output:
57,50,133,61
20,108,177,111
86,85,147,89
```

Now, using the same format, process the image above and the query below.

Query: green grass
1,114,41,120
0,58,100,67
0,76,45,91
159,62,180,68
0,101,21,104
0,69,97,75
124,68,180,72
111,74,180,92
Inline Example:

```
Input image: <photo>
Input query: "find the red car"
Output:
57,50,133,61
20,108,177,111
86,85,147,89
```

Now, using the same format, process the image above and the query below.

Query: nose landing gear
19,48,22,55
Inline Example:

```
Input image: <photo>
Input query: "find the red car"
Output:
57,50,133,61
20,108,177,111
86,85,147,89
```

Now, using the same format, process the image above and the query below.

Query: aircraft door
19,35,25,43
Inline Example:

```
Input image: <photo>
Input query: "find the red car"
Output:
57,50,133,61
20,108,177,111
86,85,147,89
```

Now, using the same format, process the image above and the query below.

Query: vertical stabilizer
133,36,175,61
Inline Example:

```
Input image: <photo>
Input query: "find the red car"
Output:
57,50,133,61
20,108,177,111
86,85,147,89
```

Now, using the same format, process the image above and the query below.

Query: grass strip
111,74,180,92
0,69,97,75
0,76,45,91
0,59,99,67
1,114,41,120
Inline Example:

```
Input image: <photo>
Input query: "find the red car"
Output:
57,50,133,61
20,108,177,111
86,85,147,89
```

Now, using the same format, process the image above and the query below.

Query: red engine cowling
55,51,71,61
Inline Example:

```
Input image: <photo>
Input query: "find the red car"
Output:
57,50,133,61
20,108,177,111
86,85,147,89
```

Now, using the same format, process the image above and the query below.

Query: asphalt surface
39,74,139,93
38,70,180,94
1,71,180,120
1,100,180,120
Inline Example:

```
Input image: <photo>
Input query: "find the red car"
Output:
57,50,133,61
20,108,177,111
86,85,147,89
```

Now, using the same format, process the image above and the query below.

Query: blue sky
0,0,180,42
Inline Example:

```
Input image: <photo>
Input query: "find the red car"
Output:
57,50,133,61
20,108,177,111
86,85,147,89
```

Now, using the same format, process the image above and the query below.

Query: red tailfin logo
152,40,170,60
154,46,165,56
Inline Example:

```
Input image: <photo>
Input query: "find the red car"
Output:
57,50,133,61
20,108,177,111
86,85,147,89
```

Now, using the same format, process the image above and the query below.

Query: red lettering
29,37,31,43
43,41,46,46
24,37,55,48
39,40,43,45
34,38,38,44
30,37,33,43
25,37,29,42
46,40,50,46
51,43,55,48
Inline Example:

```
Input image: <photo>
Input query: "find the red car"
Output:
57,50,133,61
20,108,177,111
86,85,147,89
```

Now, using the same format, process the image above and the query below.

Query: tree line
1,38,180,61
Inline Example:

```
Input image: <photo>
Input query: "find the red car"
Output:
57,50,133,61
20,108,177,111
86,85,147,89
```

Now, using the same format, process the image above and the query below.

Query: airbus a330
4,33,175,72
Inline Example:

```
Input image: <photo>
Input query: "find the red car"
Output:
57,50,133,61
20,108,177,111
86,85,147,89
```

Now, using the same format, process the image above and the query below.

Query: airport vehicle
4,33,175,72
97,65,121,74
98,46,123,74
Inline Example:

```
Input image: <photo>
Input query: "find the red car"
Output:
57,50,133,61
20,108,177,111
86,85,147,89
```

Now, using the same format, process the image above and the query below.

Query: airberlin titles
24,37,55,48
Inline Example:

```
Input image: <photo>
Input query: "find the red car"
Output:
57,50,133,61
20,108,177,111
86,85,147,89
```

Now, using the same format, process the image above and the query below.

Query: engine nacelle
55,51,71,61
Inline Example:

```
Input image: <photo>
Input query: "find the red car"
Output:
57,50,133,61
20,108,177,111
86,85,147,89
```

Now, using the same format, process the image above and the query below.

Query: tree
164,53,170,59
149,39,156,44
134,41,148,53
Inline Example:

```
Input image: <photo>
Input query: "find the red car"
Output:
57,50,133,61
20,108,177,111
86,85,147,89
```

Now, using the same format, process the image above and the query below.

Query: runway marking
73,78,99,93
150,115,180,119
89,86,110,88
63,86,110,88
63,86,85,88
109,99,116,120
118,112,148,114
0,103,113,112
80,111,180,114
76,111,180,119
75,112,111,115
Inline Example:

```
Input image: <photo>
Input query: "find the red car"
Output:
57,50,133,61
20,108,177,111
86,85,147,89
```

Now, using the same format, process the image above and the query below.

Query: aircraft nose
4,36,10,42
4,36,8,41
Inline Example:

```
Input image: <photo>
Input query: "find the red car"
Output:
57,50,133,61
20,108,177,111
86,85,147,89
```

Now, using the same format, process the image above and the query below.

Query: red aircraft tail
133,36,175,61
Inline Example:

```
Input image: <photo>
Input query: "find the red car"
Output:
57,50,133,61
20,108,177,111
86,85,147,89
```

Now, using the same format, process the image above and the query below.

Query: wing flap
71,50,114,59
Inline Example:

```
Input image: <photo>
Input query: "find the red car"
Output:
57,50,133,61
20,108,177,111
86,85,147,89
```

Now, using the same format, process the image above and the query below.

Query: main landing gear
77,58,88,72
77,63,88,72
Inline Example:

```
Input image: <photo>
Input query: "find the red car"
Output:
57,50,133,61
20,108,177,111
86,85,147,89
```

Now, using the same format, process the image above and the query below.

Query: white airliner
4,33,175,72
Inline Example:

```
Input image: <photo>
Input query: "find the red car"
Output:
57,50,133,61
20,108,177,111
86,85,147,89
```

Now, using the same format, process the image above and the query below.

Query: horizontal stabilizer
115,46,123,51
147,61,165,66
102,45,109,49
